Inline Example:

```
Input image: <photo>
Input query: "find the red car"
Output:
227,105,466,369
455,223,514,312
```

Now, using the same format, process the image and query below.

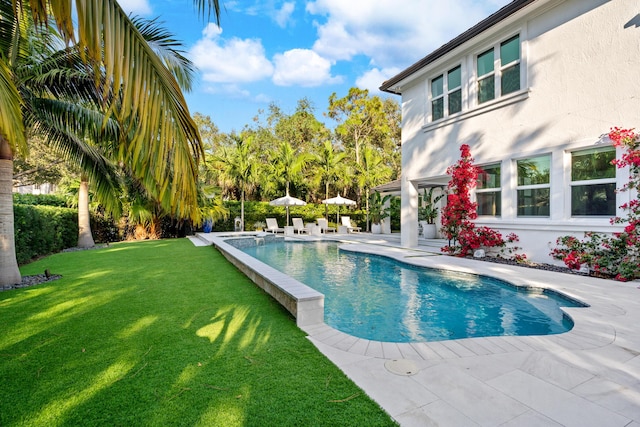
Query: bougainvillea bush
441,144,523,259
551,127,640,281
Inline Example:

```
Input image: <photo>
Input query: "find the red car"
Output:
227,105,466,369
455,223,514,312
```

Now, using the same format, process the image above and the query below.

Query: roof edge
380,0,536,94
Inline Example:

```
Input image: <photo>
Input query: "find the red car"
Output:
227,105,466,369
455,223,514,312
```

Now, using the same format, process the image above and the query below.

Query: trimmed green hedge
12,193,68,207
211,201,368,231
13,204,78,264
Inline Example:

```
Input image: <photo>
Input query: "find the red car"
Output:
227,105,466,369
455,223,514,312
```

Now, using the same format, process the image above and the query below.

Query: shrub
211,201,367,231
14,204,78,264
12,193,68,207
441,145,521,258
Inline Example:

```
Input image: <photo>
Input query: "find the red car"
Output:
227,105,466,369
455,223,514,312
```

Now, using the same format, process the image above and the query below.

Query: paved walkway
192,232,640,426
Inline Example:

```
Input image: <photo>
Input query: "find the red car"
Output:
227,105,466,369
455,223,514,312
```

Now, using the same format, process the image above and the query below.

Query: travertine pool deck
193,232,640,426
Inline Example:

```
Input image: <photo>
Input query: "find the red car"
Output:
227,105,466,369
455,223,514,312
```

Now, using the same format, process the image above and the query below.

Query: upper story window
570,147,616,216
447,66,462,115
517,154,550,216
476,163,501,216
476,34,521,105
430,65,462,122
431,75,444,121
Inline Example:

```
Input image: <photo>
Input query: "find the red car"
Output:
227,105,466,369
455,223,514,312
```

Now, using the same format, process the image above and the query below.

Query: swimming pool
240,240,585,343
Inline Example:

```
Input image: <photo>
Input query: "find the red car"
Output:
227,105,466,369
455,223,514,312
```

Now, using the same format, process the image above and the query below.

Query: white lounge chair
292,218,309,234
265,218,284,233
316,218,336,233
341,216,361,233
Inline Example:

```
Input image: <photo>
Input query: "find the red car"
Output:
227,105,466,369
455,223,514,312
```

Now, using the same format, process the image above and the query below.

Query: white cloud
189,24,274,84
118,0,152,15
356,67,402,93
274,2,296,28
203,84,271,103
306,0,511,68
272,49,342,87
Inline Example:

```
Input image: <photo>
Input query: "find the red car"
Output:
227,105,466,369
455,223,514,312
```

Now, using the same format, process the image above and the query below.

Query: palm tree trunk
77,175,95,248
240,188,245,231
0,137,21,286
324,181,329,219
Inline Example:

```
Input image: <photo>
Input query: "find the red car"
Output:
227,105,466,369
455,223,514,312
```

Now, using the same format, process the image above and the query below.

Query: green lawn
1,239,396,426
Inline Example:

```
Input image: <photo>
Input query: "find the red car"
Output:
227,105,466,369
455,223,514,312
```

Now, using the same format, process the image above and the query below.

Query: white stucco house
379,0,639,263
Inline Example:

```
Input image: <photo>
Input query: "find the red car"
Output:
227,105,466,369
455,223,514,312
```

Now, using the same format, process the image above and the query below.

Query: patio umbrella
322,195,356,224
269,192,306,226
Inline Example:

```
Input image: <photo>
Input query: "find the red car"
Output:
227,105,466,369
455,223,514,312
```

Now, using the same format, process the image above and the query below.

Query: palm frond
25,97,123,216
131,16,195,91
0,58,26,156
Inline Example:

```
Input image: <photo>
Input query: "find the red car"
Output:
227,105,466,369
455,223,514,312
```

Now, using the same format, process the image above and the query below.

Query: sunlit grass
1,239,396,426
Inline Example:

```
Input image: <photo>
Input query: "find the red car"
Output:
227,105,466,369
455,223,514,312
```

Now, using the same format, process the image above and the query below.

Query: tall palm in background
215,133,257,231
0,0,221,286
269,141,312,197
312,140,346,218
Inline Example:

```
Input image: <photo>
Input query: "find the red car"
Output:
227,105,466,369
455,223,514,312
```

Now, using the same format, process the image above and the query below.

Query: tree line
194,89,400,229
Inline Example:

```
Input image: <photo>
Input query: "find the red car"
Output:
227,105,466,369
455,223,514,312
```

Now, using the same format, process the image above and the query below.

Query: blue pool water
240,241,585,342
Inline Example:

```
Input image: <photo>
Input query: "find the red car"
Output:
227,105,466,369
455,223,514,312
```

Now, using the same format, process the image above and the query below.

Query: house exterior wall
399,0,640,263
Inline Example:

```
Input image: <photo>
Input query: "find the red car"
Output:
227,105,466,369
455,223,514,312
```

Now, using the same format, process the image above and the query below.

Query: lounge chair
292,218,309,234
316,218,336,233
265,218,284,233
341,216,361,233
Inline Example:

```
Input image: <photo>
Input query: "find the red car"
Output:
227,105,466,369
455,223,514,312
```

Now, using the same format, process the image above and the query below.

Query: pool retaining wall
211,235,325,327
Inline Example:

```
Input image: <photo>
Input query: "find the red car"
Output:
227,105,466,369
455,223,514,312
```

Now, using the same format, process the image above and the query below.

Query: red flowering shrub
441,145,521,258
550,127,640,281
440,144,480,246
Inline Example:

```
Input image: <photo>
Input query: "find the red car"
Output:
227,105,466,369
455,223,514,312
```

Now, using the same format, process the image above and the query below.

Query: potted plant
253,221,266,232
418,187,445,239
369,191,392,234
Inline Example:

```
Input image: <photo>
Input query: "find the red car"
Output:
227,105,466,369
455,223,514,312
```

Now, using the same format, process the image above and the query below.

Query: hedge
13,193,68,207
13,204,78,264
210,201,370,232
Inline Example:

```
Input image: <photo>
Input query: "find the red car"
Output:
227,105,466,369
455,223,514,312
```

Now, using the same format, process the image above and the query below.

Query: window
447,66,462,115
476,34,520,104
431,75,444,121
477,49,495,104
430,65,462,121
500,35,520,96
570,147,616,216
476,163,501,216
517,155,550,216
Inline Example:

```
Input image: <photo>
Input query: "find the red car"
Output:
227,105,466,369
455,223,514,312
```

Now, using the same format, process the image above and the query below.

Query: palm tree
0,1,221,286
311,140,346,217
216,133,257,231
269,141,312,197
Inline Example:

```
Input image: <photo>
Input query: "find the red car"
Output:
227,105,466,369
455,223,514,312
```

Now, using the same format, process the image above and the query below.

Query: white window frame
476,162,502,216
569,146,617,217
474,33,521,106
428,64,462,122
430,75,444,122
516,154,551,217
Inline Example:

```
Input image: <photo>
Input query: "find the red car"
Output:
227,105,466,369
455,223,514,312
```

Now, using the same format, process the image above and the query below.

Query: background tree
327,88,390,166
215,133,257,231
310,140,346,217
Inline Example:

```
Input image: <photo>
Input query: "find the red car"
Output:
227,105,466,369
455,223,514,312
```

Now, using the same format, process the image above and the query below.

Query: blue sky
119,0,511,133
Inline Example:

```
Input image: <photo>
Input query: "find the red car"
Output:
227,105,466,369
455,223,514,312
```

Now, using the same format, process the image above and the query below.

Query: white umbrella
269,193,306,226
322,195,356,224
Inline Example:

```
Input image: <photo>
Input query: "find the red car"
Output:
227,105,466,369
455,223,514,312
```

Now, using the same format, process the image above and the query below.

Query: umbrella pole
286,206,290,226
